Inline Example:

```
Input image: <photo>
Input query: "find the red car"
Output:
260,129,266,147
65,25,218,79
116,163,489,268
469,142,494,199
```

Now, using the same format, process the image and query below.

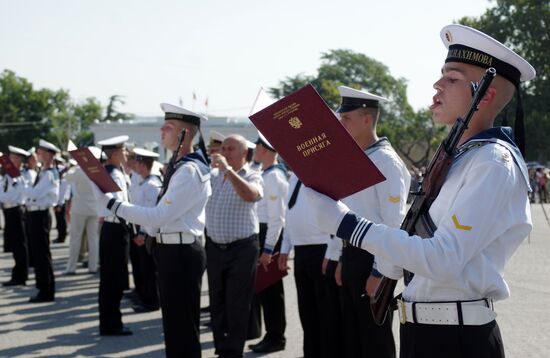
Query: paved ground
0,204,549,357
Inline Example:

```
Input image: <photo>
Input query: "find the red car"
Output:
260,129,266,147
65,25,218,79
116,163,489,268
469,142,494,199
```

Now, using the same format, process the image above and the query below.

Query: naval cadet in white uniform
303,24,536,358
25,139,60,302
334,86,410,358
93,104,210,357
0,146,31,286
128,147,162,313
95,135,131,336
249,132,289,353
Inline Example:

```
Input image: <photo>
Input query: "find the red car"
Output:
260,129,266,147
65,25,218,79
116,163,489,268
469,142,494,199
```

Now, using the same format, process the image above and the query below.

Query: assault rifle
370,67,497,325
157,129,187,203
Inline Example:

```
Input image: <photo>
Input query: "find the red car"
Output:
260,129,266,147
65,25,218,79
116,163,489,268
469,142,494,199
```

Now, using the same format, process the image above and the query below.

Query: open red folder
249,84,385,200
69,148,121,193
0,155,21,178
255,253,288,294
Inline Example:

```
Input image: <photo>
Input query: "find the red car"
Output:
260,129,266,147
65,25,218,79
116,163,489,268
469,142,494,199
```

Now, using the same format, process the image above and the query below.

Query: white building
90,115,258,162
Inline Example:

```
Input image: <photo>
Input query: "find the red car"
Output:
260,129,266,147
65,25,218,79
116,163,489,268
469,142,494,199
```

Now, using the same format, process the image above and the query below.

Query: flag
178,96,183,106
204,97,209,107
192,92,197,100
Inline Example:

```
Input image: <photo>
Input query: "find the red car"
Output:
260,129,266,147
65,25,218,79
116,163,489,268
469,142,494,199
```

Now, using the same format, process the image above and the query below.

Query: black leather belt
210,234,257,251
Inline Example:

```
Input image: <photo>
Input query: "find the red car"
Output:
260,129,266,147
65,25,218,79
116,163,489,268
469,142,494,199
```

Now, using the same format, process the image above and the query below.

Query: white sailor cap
255,131,275,152
441,24,536,85
54,154,66,163
97,135,129,149
133,147,159,161
8,145,30,157
88,146,103,160
28,147,36,155
336,86,389,113
209,130,226,146
245,140,256,150
38,139,61,154
68,158,77,166
160,103,207,127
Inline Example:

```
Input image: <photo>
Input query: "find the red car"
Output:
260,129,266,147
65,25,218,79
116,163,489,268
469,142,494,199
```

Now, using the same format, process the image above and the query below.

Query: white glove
302,186,350,235
90,182,115,209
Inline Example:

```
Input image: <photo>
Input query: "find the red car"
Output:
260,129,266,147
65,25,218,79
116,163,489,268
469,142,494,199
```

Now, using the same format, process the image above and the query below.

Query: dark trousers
4,206,28,283
400,320,504,358
54,204,67,242
324,259,344,358
207,234,259,358
294,244,331,358
250,223,286,344
3,209,12,252
25,211,34,267
27,210,55,298
99,222,129,333
341,246,395,358
129,238,143,296
156,239,206,358
138,239,159,308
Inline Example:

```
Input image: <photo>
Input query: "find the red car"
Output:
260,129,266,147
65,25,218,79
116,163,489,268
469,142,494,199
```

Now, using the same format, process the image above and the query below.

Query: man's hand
133,234,145,247
278,253,289,271
301,187,350,235
335,262,343,286
210,153,231,173
259,252,272,271
365,274,382,297
321,258,329,275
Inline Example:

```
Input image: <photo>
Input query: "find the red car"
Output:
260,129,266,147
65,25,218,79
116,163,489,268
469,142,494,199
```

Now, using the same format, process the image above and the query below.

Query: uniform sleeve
116,164,208,228
263,172,289,253
280,227,293,255
375,159,410,228
372,158,410,278
339,159,530,282
324,236,342,261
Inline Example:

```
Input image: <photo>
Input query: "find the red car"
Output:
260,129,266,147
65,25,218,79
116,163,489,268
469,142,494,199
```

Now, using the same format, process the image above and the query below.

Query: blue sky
0,0,490,117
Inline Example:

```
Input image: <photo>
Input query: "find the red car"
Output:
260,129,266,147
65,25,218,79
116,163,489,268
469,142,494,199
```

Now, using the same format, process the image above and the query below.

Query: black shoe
29,294,54,303
54,238,65,243
131,304,159,313
251,340,285,353
100,326,133,336
2,280,26,287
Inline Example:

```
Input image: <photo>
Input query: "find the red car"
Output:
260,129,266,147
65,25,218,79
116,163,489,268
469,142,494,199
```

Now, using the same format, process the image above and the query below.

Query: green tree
0,70,52,150
103,95,134,122
269,49,445,166
459,0,550,161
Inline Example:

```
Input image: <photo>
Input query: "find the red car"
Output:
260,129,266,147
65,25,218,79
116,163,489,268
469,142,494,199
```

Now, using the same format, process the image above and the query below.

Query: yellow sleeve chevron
388,195,401,204
452,214,472,231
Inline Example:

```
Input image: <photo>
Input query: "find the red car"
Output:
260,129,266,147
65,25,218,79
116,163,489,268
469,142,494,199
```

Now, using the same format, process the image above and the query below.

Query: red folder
249,84,385,200
0,155,21,178
255,253,288,294
69,148,121,193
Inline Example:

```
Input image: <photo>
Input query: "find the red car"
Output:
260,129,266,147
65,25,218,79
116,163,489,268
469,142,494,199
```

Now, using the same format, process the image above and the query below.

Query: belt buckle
397,299,407,324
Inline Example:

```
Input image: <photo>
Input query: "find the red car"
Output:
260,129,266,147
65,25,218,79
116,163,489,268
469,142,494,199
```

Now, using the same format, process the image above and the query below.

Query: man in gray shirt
206,134,263,358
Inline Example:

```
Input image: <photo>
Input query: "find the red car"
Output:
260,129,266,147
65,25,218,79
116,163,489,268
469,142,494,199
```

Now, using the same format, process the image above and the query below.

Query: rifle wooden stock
369,68,497,325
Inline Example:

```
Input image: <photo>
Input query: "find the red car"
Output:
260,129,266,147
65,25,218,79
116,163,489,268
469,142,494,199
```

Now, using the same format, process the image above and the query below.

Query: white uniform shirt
257,165,289,252
25,167,60,208
352,142,531,302
96,165,128,217
281,174,332,255
330,140,411,273
64,166,99,216
0,173,28,206
131,174,162,236
116,158,211,236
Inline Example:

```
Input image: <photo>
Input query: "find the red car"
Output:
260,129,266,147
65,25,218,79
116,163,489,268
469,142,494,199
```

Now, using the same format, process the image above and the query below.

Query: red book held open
249,84,385,200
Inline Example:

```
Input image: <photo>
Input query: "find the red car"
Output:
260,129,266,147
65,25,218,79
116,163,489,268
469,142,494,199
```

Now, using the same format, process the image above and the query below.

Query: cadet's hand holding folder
249,84,385,200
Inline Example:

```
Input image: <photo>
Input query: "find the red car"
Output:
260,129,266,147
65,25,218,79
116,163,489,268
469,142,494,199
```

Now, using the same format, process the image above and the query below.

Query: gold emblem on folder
288,116,302,129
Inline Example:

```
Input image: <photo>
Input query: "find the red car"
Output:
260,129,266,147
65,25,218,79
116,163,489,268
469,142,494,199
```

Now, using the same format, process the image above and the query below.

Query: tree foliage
459,0,550,161
0,70,124,152
268,49,445,167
